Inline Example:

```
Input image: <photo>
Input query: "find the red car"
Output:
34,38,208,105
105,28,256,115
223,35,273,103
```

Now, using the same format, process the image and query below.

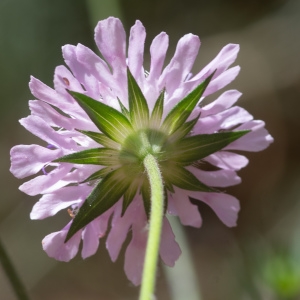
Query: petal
42,222,82,261
19,115,77,150
171,187,202,228
225,120,274,151
190,44,240,82
106,198,141,262
204,151,249,171
29,100,75,130
193,106,253,134
19,164,73,196
81,220,100,259
187,167,241,187
10,144,62,179
124,213,148,286
159,34,200,95
128,20,146,85
159,217,181,267
94,17,127,96
147,32,169,84
189,192,240,227
200,90,242,117
30,185,91,219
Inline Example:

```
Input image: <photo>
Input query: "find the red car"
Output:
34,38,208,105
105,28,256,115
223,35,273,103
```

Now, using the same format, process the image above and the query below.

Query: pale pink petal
124,213,148,286
171,187,202,228
200,90,242,117
225,120,274,151
81,220,101,259
147,32,169,84
190,44,240,82
187,167,241,187
204,151,249,171
159,217,181,266
29,100,75,130
30,185,91,219
19,115,77,150
159,34,200,95
42,223,82,261
128,20,146,85
19,164,73,196
10,145,62,179
189,192,240,227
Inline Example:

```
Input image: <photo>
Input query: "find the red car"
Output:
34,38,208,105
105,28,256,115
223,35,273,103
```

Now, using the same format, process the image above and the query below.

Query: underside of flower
55,69,249,241
10,17,273,285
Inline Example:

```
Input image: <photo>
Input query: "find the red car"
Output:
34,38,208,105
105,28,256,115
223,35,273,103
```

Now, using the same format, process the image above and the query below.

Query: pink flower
10,17,273,285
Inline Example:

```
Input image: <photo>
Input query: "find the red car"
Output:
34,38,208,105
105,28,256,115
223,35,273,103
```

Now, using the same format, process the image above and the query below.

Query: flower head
10,17,273,285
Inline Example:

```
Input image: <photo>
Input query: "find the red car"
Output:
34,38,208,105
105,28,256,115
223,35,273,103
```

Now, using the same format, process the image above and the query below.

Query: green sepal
161,162,215,192
166,130,250,165
127,68,150,129
150,89,164,128
81,166,120,183
121,180,140,216
68,91,133,143
65,166,131,242
77,130,120,149
161,71,215,135
54,148,120,166
117,98,130,120
141,177,151,219
168,113,200,143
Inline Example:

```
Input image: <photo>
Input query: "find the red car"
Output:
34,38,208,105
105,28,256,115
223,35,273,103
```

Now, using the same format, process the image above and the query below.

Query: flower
10,17,273,285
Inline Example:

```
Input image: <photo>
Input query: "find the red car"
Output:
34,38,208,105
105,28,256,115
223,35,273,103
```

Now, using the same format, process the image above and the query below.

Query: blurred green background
1,0,300,299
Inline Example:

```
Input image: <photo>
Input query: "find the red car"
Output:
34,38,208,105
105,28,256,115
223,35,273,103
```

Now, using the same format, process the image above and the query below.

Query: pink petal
225,120,274,151
30,185,91,219
147,32,169,84
19,115,77,150
19,164,73,196
189,192,240,227
10,144,62,179
200,90,242,117
191,44,240,82
204,151,249,171
124,212,148,286
187,167,241,187
29,100,75,130
159,34,200,95
42,223,82,261
128,20,146,85
81,220,100,259
171,187,202,228
159,217,181,267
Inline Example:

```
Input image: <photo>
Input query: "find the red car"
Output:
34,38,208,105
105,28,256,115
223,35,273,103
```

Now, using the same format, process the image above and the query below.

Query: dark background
0,0,299,299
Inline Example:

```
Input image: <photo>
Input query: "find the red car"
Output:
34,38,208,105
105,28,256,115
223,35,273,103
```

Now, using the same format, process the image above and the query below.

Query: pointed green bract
167,130,250,165
68,91,133,143
54,148,120,166
118,98,130,120
77,130,120,149
150,90,164,128
141,178,151,218
122,180,139,216
161,162,214,192
65,167,131,242
161,72,215,135
168,113,200,143
127,68,150,129
81,166,119,183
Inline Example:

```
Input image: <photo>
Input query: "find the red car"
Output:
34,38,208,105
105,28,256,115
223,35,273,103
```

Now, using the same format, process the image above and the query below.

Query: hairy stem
139,154,164,300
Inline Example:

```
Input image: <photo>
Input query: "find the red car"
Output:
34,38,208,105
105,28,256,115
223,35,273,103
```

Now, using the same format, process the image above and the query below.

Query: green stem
0,238,30,300
139,154,164,300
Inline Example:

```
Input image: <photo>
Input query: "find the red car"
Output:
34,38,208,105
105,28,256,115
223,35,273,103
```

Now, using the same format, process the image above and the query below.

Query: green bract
55,68,249,241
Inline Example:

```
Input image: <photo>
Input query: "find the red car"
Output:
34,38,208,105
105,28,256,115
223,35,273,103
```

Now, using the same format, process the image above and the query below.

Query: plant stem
140,154,164,300
0,238,30,300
